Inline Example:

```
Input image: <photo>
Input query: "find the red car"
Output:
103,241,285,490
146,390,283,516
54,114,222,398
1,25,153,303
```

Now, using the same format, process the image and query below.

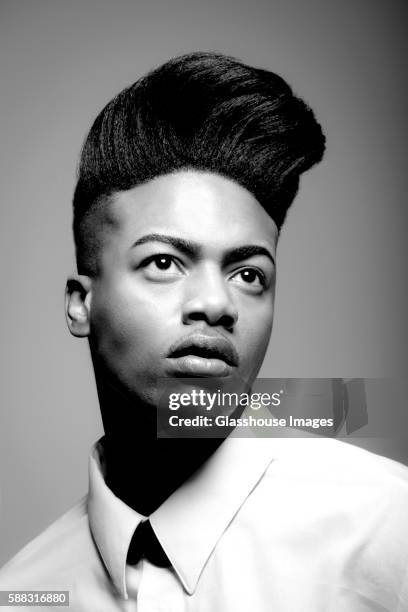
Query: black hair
73,51,326,275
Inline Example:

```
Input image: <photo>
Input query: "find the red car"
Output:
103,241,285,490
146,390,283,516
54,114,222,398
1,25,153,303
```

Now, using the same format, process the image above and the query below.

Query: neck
96,377,223,516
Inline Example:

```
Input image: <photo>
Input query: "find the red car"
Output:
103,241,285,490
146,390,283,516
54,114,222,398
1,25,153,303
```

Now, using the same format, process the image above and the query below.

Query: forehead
106,170,278,252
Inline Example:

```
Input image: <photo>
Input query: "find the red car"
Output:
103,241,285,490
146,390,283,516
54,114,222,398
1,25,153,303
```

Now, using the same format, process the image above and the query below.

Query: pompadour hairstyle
73,51,326,275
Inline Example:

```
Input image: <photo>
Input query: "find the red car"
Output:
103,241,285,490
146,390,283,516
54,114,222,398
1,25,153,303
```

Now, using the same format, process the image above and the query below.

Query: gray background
0,0,407,566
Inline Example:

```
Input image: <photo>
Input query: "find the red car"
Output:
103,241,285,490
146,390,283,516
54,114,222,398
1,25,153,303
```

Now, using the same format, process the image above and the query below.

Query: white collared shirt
1,437,408,611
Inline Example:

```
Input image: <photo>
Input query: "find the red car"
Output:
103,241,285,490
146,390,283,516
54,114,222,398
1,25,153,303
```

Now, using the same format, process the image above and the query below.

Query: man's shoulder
316,438,408,486
0,496,95,589
255,437,408,522
257,437,408,538
267,436,408,486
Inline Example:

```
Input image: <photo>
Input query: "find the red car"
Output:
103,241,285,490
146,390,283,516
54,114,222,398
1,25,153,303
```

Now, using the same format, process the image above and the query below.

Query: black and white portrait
0,1,407,610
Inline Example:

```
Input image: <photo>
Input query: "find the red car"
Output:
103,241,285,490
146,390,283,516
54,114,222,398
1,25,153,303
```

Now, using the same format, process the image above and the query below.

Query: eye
230,268,266,289
141,254,183,277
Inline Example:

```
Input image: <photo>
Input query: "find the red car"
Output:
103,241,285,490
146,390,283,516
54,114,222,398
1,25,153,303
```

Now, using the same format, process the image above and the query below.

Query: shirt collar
88,436,277,598
88,440,145,598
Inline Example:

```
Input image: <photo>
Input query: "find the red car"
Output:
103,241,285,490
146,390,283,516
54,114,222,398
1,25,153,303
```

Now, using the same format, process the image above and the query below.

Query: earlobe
65,275,93,337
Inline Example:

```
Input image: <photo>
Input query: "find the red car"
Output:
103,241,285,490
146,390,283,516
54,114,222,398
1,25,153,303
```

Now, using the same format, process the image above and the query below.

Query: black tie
127,519,171,568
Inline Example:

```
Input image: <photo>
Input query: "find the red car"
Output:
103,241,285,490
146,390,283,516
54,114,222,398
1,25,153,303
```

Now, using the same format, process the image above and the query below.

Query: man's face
83,170,278,407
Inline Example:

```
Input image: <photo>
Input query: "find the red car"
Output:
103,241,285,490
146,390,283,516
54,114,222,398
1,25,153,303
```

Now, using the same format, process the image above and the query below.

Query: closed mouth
167,335,239,367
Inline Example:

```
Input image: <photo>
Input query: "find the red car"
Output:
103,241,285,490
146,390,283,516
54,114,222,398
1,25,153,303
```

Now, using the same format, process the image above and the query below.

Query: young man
1,52,407,611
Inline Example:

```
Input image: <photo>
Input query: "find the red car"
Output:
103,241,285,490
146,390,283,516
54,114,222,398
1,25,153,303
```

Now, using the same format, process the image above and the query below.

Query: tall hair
73,51,326,275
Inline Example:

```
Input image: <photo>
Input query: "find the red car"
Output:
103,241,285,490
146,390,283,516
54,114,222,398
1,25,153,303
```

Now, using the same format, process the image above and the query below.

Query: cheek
90,284,173,368
240,304,274,360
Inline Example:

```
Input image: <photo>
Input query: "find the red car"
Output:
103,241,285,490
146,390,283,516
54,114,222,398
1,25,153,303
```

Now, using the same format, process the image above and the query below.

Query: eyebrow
131,233,275,266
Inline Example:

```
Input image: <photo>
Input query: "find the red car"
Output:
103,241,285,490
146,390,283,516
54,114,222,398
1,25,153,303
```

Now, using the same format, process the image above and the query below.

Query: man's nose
182,264,238,330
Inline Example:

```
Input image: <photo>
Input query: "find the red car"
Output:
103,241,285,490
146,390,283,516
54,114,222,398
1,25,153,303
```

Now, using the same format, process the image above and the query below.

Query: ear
65,275,93,337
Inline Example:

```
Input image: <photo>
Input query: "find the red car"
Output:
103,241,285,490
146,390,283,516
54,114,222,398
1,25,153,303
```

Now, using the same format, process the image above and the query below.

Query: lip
166,333,239,377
